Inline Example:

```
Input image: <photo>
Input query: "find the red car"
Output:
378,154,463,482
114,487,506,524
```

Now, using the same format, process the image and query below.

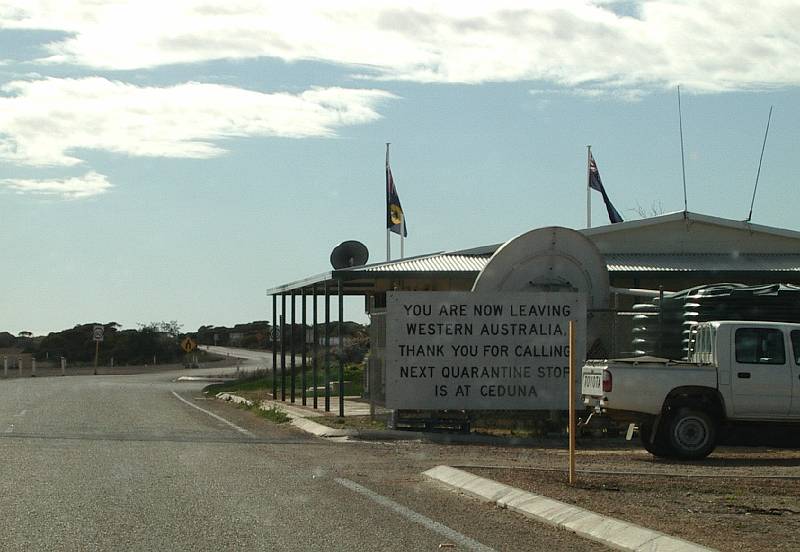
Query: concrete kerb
423,465,717,552
214,392,353,437
215,392,253,407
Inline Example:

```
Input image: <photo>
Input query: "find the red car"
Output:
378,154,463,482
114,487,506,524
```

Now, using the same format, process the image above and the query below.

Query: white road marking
171,391,255,438
13,409,27,417
334,478,497,552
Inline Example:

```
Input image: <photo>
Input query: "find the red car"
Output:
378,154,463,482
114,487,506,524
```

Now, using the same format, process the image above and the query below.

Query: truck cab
691,321,800,419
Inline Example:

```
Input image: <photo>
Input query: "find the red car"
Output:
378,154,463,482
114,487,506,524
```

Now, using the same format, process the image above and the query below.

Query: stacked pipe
631,283,800,360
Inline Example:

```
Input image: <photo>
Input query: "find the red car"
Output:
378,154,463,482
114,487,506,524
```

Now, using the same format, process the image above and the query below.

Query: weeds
255,405,291,424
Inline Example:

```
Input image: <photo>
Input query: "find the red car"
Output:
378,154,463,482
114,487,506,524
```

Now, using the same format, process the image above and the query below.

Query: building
266,211,800,412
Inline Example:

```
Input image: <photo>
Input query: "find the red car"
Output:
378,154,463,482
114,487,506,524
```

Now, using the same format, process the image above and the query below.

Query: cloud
0,77,396,166
0,170,112,198
530,86,648,102
1,1,799,92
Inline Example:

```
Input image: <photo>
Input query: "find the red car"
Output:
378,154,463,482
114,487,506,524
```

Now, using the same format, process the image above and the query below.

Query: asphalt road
202,345,274,365
0,368,603,551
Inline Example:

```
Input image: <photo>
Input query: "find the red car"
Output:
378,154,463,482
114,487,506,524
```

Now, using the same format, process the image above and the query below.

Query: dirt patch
469,448,800,551
310,414,390,431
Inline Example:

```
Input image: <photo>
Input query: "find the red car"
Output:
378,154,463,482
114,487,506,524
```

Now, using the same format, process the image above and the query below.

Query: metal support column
301,288,307,406
324,285,331,412
272,294,277,399
280,294,286,401
312,285,318,409
290,290,296,403
338,279,345,418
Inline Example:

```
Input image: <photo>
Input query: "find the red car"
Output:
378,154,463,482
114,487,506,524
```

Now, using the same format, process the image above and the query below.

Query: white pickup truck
582,321,800,459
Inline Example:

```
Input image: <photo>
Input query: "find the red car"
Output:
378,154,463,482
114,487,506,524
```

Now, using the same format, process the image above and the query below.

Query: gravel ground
460,446,800,551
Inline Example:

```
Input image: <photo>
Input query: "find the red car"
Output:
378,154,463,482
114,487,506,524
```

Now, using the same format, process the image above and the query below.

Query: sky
1,1,799,336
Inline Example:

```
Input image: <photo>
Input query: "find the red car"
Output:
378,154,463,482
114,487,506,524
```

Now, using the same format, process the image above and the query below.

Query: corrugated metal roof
361,253,488,272
355,253,800,273
267,252,800,294
606,254,800,272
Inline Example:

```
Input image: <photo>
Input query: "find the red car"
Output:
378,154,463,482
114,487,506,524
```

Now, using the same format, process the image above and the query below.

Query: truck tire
666,408,716,460
639,419,673,458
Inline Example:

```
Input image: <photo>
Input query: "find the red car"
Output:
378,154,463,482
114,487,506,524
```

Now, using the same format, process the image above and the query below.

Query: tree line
30,321,184,365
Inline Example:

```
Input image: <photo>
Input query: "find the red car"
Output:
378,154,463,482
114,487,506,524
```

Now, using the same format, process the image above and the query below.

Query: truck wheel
666,408,716,460
639,419,672,458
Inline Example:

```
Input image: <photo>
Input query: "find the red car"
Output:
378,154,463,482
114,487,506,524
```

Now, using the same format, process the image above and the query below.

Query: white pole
3,356,7,377
386,142,391,262
586,145,592,229
400,218,405,259
61,357,66,376
18,357,23,376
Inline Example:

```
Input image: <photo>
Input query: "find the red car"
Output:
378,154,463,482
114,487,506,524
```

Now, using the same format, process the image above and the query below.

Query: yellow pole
568,319,576,486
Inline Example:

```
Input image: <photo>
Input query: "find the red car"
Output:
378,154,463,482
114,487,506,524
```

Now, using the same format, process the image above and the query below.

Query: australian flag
386,164,407,236
589,153,623,224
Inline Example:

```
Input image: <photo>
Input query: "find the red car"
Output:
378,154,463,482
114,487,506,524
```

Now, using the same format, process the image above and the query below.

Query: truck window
792,330,800,365
735,328,785,365
690,325,714,363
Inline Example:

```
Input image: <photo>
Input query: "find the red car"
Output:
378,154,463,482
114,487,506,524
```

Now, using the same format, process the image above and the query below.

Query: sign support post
568,319,577,486
92,325,104,375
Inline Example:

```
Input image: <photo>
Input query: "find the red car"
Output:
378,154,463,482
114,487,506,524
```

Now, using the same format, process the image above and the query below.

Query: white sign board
386,291,586,410
93,325,104,342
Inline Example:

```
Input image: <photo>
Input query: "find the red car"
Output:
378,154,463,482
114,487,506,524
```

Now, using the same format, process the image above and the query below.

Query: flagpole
586,145,592,228
386,143,391,261
400,219,404,259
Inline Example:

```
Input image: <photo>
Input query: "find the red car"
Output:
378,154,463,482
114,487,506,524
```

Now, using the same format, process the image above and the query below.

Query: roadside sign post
93,325,104,375
568,320,577,486
31,358,36,377
180,337,197,368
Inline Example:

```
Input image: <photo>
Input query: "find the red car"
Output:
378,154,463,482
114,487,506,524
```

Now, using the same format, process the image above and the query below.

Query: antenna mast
746,106,773,222
677,86,688,213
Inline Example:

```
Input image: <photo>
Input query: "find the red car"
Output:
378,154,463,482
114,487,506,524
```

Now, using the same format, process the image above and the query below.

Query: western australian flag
589,153,623,224
386,163,407,236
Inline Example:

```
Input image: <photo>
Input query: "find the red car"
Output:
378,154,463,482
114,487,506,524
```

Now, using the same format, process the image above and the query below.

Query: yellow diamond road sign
181,337,197,353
